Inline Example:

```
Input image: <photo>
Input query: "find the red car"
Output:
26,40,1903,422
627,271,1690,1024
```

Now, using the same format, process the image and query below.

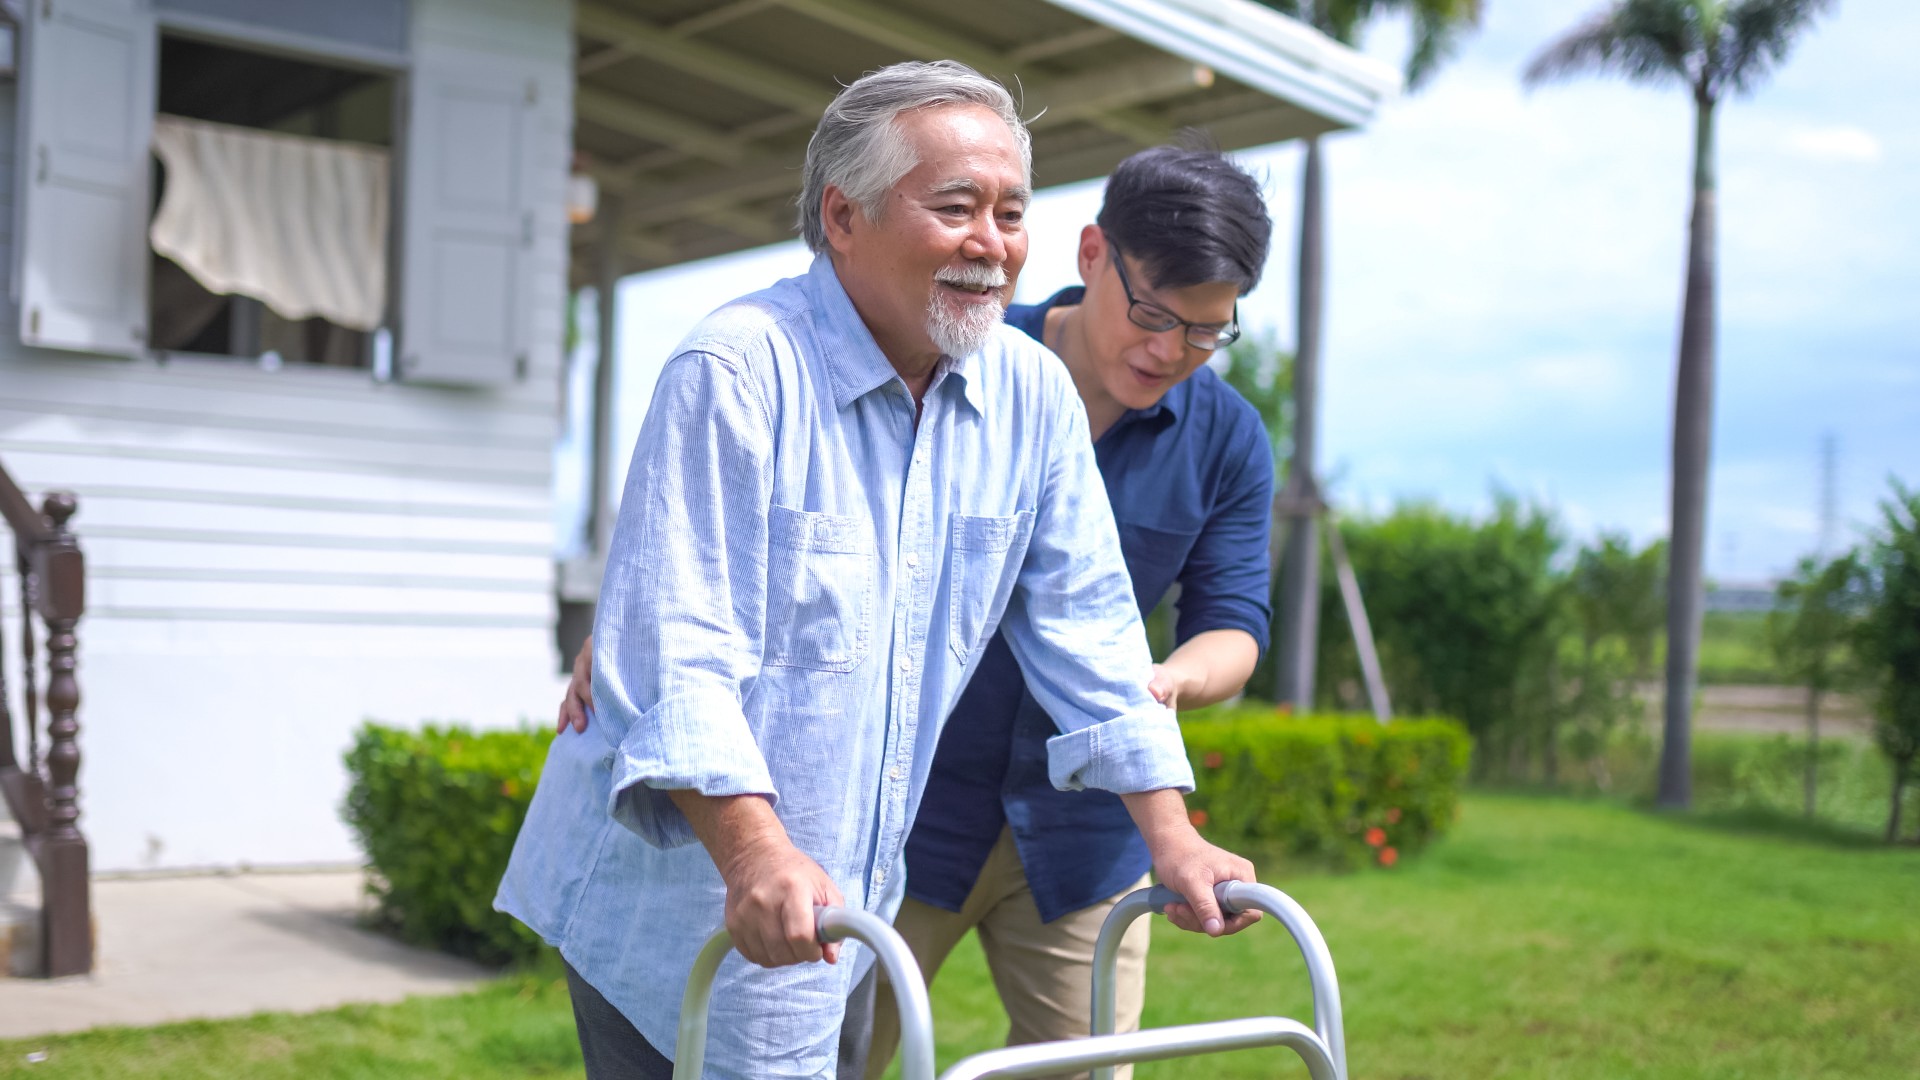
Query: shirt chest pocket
948,510,1035,664
764,505,874,672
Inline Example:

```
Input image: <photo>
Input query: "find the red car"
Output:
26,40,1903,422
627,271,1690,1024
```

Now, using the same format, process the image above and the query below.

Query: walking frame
675,879,1346,1080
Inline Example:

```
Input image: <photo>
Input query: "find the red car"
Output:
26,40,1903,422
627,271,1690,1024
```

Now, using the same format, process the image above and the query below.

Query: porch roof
567,0,1399,280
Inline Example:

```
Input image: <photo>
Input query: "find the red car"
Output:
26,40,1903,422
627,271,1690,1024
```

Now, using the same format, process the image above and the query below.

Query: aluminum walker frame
674,880,1345,1080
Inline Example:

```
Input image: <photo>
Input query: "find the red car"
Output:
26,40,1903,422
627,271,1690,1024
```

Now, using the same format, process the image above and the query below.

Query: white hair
796,60,1032,253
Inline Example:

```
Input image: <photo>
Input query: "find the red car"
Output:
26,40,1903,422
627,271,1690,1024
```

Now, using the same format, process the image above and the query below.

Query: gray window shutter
16,0,157,356
398,49,543,386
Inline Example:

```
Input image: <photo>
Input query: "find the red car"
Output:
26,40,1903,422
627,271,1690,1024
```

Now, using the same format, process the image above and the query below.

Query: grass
6,791,1915,1079
1581,726,1912,838
894,794,1920,1079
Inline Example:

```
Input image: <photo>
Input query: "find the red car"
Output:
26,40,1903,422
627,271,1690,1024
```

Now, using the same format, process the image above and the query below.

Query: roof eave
1042,0,1402,130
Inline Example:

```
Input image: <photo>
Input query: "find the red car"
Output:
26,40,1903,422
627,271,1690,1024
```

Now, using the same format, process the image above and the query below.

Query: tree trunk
1888,756,1910,845
1657,92,1719,812
1275,136,1326,708
1543,715,1560,790
1803,683,1821,819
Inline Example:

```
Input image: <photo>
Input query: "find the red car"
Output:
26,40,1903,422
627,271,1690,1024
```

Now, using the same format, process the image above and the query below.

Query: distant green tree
1209,331,1294,688
1316,494,1562,778
1555,534,1668,786
1854,481,1920,843
1525,0,1838,811
1217,328,1295,482
1768,552,1867,818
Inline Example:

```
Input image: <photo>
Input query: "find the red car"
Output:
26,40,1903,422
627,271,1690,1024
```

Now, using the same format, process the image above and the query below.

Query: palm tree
1524,0,1835,810
1256,0,1486,709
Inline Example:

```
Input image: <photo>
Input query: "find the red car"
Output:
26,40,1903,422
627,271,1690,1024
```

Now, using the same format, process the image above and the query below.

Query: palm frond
1718,0,1836,96
1320,0,1371,42
1399,0,1483,89
1523,0,1696,91
1404,7,1462,90
1252,0,1485,87
1248,0,1310,22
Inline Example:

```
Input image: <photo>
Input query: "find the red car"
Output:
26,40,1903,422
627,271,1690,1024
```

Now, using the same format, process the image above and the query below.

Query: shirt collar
942,350,987,418
805,255,903,411
806,254,989,417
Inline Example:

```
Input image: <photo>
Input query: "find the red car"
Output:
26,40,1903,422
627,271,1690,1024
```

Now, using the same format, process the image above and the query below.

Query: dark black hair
1094,140,1272,295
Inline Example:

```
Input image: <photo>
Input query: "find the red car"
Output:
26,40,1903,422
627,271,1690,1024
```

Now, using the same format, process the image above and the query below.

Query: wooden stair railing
0,455,89,977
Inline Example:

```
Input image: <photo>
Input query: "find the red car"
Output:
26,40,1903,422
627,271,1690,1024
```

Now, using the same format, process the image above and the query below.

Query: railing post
34,492,90,977
19,546,42,770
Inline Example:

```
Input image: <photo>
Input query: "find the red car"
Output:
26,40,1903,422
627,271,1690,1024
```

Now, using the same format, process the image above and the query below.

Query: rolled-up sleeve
591,351,778,848
998,381,1195,796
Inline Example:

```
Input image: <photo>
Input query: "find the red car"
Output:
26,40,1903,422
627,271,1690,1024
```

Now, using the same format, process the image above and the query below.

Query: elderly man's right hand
719,831,847,968
667,790,845,968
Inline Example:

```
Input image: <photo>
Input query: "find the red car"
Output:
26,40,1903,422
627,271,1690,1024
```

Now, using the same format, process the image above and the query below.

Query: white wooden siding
0,0,576,871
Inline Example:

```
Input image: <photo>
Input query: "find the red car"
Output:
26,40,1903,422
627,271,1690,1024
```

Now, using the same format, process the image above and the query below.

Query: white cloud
1781,125,1884,163
1518,352,1628,400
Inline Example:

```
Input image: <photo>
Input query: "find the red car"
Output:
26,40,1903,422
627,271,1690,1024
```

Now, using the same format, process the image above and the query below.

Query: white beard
926,262,1008,359
926,294,1005,359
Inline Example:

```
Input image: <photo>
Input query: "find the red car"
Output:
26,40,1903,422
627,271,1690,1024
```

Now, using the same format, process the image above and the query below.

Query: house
0,0,1391,971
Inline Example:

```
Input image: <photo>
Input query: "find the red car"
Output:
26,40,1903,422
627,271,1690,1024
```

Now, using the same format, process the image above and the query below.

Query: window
148,35,397,369
14,0,555,386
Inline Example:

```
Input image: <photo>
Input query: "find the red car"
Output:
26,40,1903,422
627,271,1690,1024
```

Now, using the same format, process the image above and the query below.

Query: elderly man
496,61,1256,1080
854,143,1277,1080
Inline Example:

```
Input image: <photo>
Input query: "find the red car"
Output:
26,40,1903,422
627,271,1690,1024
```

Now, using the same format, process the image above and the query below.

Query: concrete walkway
0,870,491,1039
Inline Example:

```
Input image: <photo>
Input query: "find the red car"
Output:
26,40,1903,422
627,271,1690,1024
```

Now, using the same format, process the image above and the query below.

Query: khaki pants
866,827,1151,1080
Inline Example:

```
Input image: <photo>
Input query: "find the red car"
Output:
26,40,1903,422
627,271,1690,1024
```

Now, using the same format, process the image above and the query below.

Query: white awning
150,115,390,331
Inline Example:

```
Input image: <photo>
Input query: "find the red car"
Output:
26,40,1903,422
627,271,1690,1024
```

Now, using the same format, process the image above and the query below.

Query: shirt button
890,767,903,781
898,655,912,673
905,552,920,569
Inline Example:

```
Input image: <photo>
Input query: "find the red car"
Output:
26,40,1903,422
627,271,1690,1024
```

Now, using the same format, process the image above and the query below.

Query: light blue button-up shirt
497,256,1192,1079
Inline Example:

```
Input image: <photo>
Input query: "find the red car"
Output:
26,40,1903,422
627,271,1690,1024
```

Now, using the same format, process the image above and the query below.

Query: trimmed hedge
340,709,1468,964
342,722,551,966
1180,706,1472,868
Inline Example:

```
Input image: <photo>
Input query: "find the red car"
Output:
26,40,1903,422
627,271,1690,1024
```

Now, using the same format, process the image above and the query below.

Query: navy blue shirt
903,287,1275,922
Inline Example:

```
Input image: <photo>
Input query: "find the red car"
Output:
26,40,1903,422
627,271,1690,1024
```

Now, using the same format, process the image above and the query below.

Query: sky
558,0,1919,583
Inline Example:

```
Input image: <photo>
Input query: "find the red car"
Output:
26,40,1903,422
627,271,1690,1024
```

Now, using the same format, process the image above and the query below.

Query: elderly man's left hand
1120,788,1262,937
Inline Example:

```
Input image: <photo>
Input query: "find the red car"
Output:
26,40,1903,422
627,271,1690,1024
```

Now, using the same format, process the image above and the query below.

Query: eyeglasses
1109,251,1241,352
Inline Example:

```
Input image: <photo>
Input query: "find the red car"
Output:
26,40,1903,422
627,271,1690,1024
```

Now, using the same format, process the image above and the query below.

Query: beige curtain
150,115,389,332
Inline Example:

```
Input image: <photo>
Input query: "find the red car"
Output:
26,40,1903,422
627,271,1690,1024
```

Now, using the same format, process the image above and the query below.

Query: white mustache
934,263,1007,290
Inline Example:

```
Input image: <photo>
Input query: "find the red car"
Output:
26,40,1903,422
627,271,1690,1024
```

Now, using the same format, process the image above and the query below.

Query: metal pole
585,193,625,557
1274,136,1326,708
673,907,936,1080
1322,511,1391,724
1090,881,1346,1080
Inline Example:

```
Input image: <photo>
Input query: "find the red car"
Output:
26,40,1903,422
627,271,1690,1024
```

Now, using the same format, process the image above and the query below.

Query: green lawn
6,794,1915,1079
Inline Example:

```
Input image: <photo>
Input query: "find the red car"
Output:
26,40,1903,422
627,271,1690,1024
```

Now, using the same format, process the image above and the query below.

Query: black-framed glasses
1110,251,1241,351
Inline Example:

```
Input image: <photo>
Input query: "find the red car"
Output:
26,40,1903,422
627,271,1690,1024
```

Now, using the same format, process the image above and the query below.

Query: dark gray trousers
565,960,675,1080
837,961,880,1080
565,958,877,1080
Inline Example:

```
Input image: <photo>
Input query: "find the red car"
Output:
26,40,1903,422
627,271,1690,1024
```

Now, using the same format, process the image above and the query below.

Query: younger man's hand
557,635,593,734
